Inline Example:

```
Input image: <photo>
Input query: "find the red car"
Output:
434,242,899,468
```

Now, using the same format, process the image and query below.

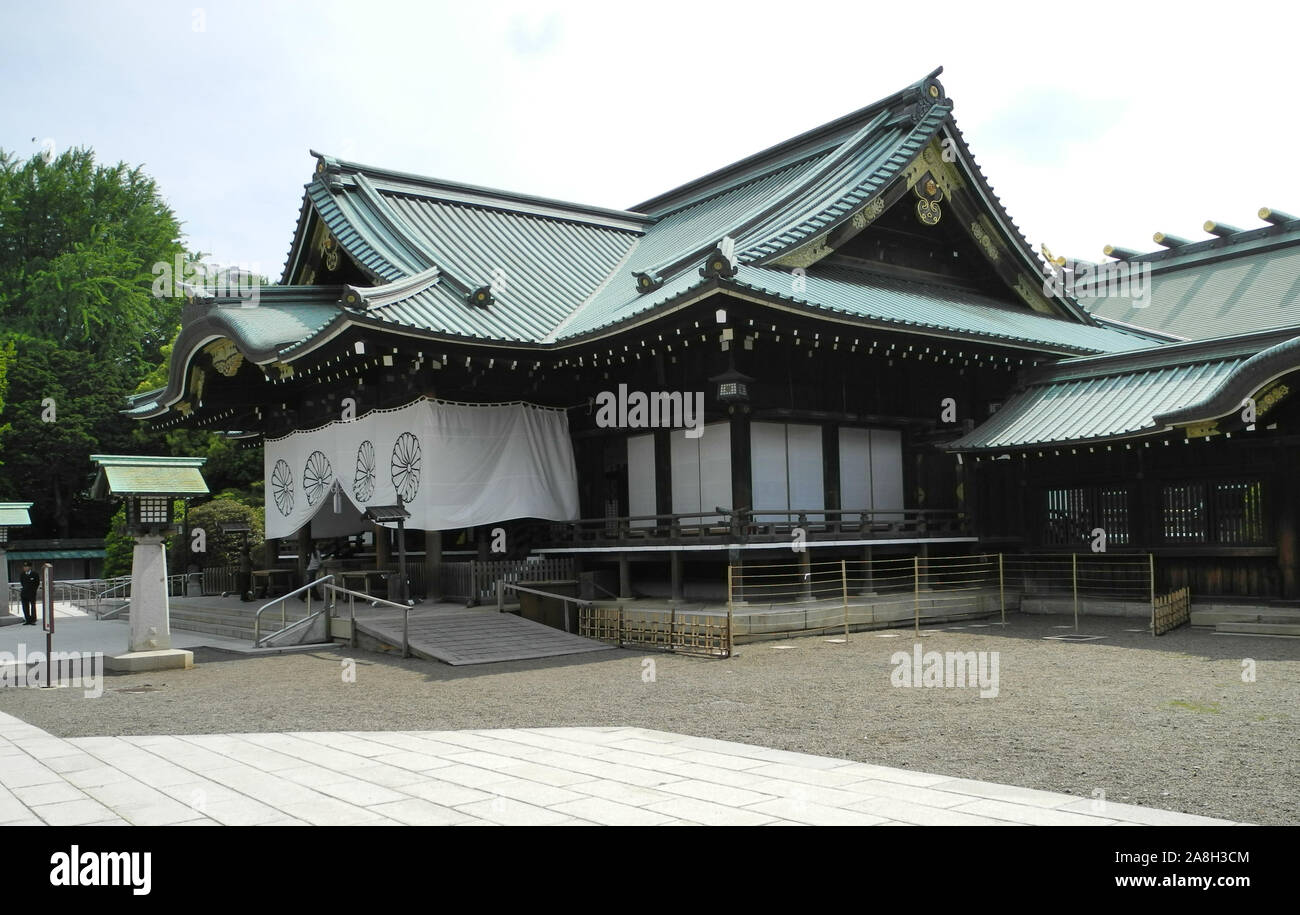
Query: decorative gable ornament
633,271,664,295
467,285,494,308
204,339,244,377
699,236,739,279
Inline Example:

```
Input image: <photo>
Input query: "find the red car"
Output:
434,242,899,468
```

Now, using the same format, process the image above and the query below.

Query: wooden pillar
729,409,752,515
618,554,632,599
670,550,684,603
296,525,311,582
823,423,840,519
375,522,390,569
654,430,672,518
860,544,876,595
798,548,812,601
917,542,930,590
1278,468,1298,599
424,529,442,601
265,536,278,568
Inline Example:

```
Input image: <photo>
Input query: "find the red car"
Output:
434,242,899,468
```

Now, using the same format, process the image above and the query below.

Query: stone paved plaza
0,712,1237,826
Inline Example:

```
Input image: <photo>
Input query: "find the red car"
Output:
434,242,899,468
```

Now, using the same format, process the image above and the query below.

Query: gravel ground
2,612,1296,824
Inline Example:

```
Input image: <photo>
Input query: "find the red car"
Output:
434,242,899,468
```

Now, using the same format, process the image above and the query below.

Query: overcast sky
2,0,1296,279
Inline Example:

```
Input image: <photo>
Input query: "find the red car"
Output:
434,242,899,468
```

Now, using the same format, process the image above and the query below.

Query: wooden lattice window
1212,480,1266,545
1161,482,1206,543
1160,479,1266,545
1042,485,1130,547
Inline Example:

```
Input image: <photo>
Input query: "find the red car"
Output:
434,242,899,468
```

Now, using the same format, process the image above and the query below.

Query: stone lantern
90,455,208,671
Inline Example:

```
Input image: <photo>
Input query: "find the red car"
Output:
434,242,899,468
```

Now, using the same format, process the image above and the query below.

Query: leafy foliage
187,498,265,568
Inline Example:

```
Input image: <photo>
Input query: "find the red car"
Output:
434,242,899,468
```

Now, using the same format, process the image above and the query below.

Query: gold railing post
1149,552,1156,637
840,559,849,640
726,565,734,658
913,556,920,636
998,553,1006,625
1072,553,1079,632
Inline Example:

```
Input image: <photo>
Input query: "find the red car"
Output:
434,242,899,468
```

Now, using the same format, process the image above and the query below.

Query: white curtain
263,399,580,539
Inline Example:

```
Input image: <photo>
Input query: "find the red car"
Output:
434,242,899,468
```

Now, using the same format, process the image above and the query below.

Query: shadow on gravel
962,613,1300,662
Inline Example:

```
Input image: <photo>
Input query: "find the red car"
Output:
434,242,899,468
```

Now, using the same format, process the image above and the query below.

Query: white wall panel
751,422,788,521
839,427,873,512
870,428,904,513
786,424,824,513
627,433,657,526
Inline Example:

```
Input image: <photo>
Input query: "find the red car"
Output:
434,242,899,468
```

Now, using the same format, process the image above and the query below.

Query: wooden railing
546,508,968,547
440,556,576,605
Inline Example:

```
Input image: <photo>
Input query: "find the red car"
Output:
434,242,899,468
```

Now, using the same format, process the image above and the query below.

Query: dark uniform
19,565,40,625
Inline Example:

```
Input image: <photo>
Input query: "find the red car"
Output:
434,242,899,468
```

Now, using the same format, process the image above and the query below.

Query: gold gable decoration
188,366,206,401
969,218,1000,263
204,339,244,377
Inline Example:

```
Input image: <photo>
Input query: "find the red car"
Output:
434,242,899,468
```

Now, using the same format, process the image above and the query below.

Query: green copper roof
4,549,104,560
948,327,1300,450
145,69,1154,422
0,504,33,528
89,455,209,498
1078,216,1300,340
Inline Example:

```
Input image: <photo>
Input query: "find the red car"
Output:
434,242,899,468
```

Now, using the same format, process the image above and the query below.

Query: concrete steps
1213,621,1300,638
1191,607,1300,626
1189,605,1300,638
165,600,323,643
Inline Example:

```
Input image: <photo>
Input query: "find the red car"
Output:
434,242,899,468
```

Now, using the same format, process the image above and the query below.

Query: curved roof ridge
343,263,448,310
738,104,951,265
311,150,651,230
630,67,944,216
634,109,898,285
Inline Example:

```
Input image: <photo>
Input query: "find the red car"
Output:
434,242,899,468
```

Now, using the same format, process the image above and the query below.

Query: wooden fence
578,604,731,658
441,556,576,605
1152,586,1191,636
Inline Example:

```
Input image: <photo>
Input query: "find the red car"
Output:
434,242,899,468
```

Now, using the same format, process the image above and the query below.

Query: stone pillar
129,534,172,652
670,550,684,603
424,529,442,601
0,546,11,616
618,554,632,599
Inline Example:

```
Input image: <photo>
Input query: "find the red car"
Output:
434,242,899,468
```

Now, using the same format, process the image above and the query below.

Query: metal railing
254,575,334,646
7,574,184,620
329,583,414,658
252,576,415,656
728,552,1158,639
496,580,589,633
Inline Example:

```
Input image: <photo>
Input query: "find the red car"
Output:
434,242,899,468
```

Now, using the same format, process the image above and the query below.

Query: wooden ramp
353,606,615,666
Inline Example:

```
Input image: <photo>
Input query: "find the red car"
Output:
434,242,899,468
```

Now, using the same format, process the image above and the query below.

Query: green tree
0,147,188,538
0,338,14,461
0,148,184,359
